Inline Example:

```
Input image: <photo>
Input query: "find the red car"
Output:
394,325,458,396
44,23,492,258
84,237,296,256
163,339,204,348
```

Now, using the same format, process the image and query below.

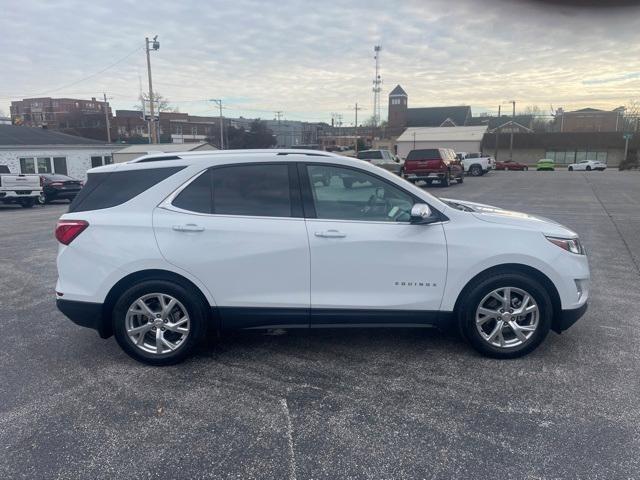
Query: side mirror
410,203,433,224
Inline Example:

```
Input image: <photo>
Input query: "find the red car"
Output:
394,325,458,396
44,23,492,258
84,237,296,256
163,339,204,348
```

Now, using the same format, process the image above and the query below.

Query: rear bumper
553,302,588,333
404,171,447,181
56,298,111,338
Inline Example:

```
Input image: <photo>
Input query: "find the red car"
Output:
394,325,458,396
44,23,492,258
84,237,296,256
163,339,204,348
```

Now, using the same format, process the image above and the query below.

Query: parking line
280,397,297,480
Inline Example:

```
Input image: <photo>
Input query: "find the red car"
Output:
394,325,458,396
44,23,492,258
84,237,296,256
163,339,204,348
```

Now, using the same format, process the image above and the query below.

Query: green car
536,158,555,171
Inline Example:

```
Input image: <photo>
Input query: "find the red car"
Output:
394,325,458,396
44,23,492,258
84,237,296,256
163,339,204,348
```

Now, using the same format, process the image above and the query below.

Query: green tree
227,120,277,149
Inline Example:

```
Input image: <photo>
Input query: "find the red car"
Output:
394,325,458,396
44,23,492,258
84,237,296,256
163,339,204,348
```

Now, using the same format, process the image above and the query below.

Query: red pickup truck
403,148,464,187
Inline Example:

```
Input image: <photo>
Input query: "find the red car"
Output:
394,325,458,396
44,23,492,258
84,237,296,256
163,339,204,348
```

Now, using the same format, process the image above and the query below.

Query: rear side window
213,164,292,217
406,149,441,161
172,170,212,214
69,167,184,213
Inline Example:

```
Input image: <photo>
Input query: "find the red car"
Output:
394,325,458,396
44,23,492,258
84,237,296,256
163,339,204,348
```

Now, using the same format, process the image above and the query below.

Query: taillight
55,220,89,245
50,182,64,187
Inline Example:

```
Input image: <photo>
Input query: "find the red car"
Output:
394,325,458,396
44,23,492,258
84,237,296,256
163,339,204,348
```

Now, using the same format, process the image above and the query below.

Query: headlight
545,236,585,255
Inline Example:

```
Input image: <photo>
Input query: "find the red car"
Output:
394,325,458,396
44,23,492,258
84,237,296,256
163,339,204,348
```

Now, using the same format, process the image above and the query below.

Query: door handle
315,230,346,238
172,224,205,232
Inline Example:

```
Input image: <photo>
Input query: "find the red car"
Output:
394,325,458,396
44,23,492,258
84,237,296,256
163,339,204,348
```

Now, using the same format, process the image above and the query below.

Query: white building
396,126,488,159
112,142,216,163
0,125,122,180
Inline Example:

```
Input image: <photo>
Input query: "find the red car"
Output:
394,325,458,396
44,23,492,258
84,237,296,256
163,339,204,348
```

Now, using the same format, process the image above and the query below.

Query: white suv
55,150,589,365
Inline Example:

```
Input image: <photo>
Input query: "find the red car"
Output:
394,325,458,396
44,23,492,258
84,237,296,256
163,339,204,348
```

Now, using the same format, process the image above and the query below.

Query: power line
1,45,143,100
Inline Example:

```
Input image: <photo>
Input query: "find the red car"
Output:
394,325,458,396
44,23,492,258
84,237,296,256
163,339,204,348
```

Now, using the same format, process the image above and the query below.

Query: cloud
1,0,640,123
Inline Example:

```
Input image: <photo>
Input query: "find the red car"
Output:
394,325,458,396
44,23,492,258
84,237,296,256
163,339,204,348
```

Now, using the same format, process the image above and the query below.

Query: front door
302,163,448,326
153,163,310,329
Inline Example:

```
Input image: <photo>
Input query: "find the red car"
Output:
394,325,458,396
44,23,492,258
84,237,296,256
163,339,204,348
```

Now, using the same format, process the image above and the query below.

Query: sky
2,0,640,125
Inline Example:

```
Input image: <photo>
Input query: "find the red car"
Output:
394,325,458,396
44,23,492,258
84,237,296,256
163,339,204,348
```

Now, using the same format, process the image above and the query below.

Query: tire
586,166,591,171
567,166,573,171
457,174,464,184
441,174,450,187
524,166,528,171
37,193,46,205
458,272,552,359
20,198,35,208
470,165,482,176
113,280,207,365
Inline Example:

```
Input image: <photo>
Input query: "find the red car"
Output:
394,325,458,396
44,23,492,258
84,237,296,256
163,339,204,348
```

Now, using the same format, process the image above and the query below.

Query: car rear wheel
568,166,573,171
586,166,591,171
113,280,207,365
441,174,450,187
470,165,482,176
458,273,551,358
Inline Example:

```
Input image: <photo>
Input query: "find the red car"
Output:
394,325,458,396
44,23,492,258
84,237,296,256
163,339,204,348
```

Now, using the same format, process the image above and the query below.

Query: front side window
213,164,292,217
307,165,414,222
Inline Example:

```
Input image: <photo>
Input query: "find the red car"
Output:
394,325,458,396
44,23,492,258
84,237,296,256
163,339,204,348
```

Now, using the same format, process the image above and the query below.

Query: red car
403,148,464,187
495,160,528,171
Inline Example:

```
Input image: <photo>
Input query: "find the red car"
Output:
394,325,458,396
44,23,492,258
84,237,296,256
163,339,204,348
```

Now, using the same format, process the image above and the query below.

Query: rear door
302,163,447,325
153,163,311,329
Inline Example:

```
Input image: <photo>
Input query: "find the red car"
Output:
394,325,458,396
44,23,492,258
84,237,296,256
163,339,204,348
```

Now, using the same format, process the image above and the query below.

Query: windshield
357,151,383,160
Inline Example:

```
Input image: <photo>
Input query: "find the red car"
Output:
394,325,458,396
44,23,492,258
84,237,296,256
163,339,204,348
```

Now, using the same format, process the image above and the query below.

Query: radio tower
372,45,382,128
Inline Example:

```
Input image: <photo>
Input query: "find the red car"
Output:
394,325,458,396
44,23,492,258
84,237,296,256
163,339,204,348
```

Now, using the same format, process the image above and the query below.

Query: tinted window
212,164,292,217
91,156,102,168
357,151,383,160
406,149,441,161
306,165,414,222
69,167,184,213
172,170,212,214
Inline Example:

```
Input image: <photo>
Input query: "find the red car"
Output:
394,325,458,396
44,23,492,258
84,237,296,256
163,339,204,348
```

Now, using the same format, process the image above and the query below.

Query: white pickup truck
0,165,42,208
456,152,494,176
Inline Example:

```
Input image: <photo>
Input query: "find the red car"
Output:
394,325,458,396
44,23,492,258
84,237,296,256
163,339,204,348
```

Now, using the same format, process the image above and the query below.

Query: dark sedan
495,160,529,171
38,174,83,204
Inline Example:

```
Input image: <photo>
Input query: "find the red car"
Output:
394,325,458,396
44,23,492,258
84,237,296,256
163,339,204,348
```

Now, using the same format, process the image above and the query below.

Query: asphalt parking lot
1,170,639,479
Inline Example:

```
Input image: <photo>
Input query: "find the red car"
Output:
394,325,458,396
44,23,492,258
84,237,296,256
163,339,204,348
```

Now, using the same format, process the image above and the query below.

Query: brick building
10,97,112,141
554,107,625,132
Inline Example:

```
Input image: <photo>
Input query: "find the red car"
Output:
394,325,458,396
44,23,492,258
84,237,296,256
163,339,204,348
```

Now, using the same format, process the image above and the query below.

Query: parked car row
0,165,82,208
357,148,500,188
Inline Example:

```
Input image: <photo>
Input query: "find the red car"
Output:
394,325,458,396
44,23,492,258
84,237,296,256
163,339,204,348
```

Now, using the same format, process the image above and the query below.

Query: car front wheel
458,272,552,358
113,280,207,365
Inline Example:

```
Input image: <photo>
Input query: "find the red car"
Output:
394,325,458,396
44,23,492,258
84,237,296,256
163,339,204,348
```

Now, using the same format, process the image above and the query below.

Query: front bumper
553,302,588,333
56,298,111,338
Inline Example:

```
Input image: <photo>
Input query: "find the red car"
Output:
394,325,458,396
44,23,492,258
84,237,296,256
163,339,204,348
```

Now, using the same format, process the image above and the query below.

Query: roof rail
129,149,336,163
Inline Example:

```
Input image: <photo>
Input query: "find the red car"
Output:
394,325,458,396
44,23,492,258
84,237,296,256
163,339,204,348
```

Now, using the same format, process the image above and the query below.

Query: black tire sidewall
113,280,207,365
459,273,552,359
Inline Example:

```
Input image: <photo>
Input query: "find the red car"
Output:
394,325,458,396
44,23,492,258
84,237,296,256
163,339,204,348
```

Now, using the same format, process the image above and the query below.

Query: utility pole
145,36,160,144
494,104,501,161
210,99,224,149
102,93,112,143
352,103,364,154
509,100,516,162
275,111,284,123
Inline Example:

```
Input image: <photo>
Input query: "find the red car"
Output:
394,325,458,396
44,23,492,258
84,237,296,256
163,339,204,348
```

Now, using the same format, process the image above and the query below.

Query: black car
38,174,83,204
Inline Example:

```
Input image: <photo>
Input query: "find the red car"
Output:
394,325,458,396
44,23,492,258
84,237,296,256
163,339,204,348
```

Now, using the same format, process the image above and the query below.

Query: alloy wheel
125,293,190,355
475,287,539,348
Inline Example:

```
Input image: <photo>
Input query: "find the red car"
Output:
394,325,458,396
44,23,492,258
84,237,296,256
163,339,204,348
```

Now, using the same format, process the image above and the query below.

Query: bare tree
624,99,640,132
134,92,177,113
521,105,551,132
